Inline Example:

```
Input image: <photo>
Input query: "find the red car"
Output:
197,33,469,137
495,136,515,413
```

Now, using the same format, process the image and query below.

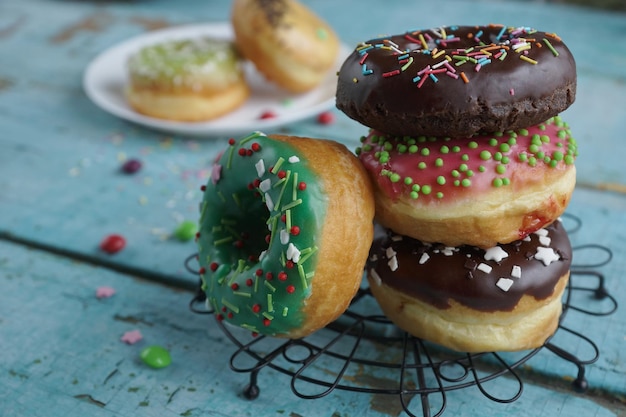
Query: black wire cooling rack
187,213,618,417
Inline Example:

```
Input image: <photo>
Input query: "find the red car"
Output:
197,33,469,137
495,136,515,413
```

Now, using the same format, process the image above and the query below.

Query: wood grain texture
0,0,625,415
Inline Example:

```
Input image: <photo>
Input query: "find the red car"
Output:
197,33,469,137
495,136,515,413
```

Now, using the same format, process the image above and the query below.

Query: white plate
83,22,351,137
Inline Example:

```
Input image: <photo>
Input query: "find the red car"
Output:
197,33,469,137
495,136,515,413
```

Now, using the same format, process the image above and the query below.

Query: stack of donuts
335,24,579,352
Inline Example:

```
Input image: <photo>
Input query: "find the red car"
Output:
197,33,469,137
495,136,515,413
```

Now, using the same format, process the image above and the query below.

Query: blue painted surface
0,0,625,416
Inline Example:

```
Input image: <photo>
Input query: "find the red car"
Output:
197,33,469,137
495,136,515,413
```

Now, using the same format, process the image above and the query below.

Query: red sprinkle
99,234,126,254
290,226,300,235
231,283,239,290
252,304,261,313
278,272,288,281
251,143,261,152
245,278,254,287
277,170,287,179
200,185,206,191
228,138,236,145
285,260,295,269
198,267,206,274
286,285,295,294
298,182,307,191
238,148,247,156
255,268,264,276
259,111,277,119
317,111,335,125
216,314,224,321
263,318,271,326
210,262,219,271
265,272,274,281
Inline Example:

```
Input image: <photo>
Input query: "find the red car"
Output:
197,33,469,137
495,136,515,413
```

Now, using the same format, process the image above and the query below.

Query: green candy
140,346,172,369
174,220,198,241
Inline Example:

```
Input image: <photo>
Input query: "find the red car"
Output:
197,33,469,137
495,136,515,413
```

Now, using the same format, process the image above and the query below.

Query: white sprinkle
387,256,398,271
535,247,560,266
259,250,267,261
288,155,300,163
496,278,514,292
391,234,403,242
419,253,430,265
511,265,522,279
286,243,301,263
477,263,493,273
259,178,271,192
265,193,274,211
280,229,290,245
370,269,382,286
523,235,532,242
539,235,552,246
442,247,456,256
369,254,378,262
484,246,509,262
385,247,397,259
255,159,266,177
534,228,549,237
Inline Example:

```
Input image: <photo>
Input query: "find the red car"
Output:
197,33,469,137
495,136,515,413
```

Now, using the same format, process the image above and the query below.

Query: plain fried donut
336,25,576,137
367,220,572,352
197,132,375,338
231,0,340,93
357,116,577,248
127,38,249,121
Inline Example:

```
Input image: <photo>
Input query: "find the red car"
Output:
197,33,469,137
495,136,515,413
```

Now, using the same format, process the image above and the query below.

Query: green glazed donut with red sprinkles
197,132,375,338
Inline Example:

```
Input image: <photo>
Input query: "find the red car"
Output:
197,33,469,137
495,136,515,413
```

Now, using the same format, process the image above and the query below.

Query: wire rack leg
243,370,261,399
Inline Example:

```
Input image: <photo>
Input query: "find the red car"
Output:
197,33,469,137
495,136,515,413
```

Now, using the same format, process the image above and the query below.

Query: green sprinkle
493,178,503,187
461,154,469,161
543,38,559,56
496,164,506,174
494,152,503,161
412,184,421,192
461,179,471,187
437,175,446,185
221,298,240,314
421,148,430,156
440,145,450,154
553,150,564,161
436,192,444,199
528,156,537,167
468,141,478,149
451,169,460,178
499,143,510,152
502,178,511,186
418,162,427,169
404,177,413,185
519,128,529,136
390,173,401,182
564,155,575,165
173,220,197,241
397,144,408,153
518,153,528,162
435,158,444,167
529,144,540,153
478,165,486,172
489,138,498,147
409,145,418,153
421,185,432,195
410,191,419,199
140,346,172,369
480,150,491,161
459,163,468,172
452,146,461,153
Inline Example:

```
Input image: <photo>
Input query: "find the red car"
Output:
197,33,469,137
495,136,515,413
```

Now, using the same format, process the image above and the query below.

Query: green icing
197,132,326,336
128,37,243,89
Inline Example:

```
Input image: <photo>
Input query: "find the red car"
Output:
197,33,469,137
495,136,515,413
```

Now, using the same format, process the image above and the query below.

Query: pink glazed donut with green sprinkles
356,116,577,249
197,132,374,338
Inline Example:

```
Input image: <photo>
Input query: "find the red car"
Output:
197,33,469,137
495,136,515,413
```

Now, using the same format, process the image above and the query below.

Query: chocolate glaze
336,25,577,137
369,219,572,312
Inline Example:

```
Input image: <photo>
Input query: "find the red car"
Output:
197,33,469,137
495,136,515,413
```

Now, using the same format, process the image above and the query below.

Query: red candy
259,111,277,119
100,234,126,254
317,111,335,125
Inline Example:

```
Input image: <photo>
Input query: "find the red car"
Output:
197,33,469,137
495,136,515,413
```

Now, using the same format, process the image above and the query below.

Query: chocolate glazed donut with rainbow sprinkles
336,25,576,137
196,132,374,338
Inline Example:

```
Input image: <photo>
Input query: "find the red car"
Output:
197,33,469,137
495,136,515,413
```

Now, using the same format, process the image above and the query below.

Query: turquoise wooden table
1,1,625,416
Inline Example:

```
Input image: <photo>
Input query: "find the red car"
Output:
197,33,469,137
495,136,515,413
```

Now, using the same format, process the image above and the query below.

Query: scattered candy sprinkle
140,345,171,369
317,111,335,125
173,220,198,242
96,286,116,299
259,111,277,119
99,234,126,254
120,329,143,345
121,158,142,174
